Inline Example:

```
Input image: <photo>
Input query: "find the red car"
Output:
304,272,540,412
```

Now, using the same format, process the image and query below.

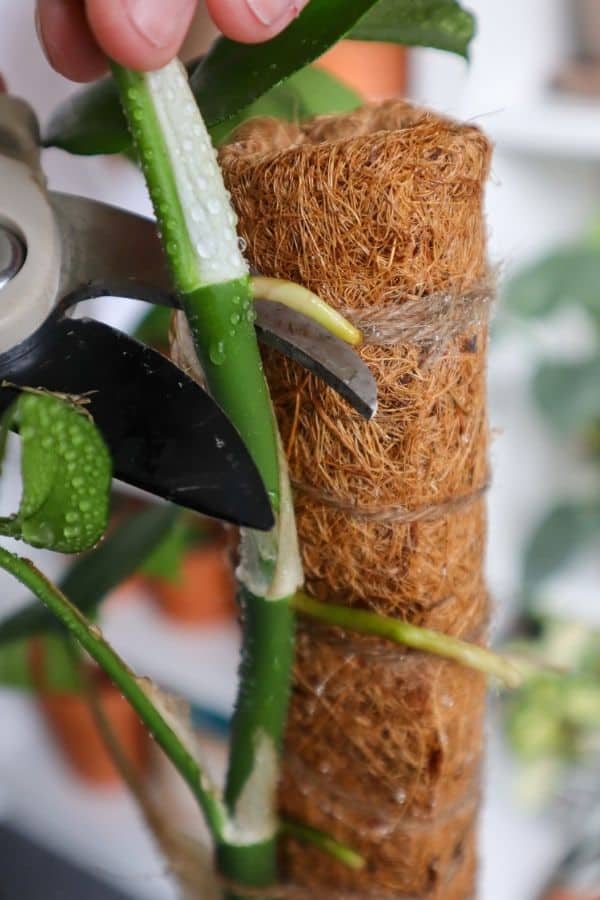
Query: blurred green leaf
0,503,179,645
533,356,600,434
0,638,33,689
34,634,82,693
504,246,600,321
349,0,475,57
503,616,600,803
0,393,111,553
46,57,360,157
190,0,393,128
210,66,361,146
46,0,475,156
139,514,189,582
0,401,15,477
523,500,600,591
133,305,172,349
44,76,128,155
0,633,81,692
45,59,191,155
140,513,213,581
506,675,570,760
194,0,475,127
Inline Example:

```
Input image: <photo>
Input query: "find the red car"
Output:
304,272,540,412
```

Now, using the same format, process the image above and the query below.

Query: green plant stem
112,59,301,892
218,589,295,891
0,545,229,841
182,281,279,501
293,591,524,688
280,820,365,871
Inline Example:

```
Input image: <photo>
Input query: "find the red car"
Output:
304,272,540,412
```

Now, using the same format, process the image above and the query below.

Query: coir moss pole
220,102,492,898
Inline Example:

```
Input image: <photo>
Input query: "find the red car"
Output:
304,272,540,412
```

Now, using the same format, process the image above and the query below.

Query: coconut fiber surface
220,101,492,899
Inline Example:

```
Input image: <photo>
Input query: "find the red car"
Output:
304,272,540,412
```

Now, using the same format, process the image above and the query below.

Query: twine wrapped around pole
177,100,492,898
221,101,492,900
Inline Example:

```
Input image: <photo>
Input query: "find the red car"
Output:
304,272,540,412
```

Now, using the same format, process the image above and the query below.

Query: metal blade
49,192,178,309
254,300,377,420
49,193,377,417
0,316,273,530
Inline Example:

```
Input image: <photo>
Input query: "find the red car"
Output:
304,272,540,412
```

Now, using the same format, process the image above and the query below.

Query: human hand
36,0,309,82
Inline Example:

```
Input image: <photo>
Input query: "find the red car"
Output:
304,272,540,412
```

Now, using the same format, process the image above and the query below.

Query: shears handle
0,92,43,179
0,95,61,353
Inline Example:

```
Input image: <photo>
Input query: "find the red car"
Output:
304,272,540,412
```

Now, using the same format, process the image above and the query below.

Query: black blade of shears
50,193,377,420
0,315,274,530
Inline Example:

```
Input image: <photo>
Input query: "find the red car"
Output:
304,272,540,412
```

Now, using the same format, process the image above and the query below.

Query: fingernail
246,0,307,28
125,0,194,49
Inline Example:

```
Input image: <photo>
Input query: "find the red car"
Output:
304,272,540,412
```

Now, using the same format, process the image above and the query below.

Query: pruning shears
0,93,376,531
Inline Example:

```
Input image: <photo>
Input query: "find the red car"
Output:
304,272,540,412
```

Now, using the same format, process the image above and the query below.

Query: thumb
205,0,309,44
85,0,197,71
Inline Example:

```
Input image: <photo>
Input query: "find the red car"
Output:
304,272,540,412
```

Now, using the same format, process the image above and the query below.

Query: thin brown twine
338,283,493,349
291,479,489,524
292,281,491,526
284,752,480,835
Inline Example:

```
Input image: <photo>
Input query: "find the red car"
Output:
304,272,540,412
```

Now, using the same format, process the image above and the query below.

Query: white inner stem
146,60,248,286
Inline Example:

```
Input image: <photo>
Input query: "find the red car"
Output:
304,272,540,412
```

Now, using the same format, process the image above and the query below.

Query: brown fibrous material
208,100,492,899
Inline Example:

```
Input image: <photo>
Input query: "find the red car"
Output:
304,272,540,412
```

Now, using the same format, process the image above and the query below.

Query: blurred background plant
503,223,600,605
503,617,600,807
498,222,600,813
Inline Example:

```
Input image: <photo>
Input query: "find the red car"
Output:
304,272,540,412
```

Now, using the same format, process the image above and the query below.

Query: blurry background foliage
505,617,600,806
503,223,600,600
500,223,600,802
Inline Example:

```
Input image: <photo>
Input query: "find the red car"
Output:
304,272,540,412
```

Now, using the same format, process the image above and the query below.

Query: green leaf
139,513,189,581
44,58,196,155
504,246,600,320
45,75,130,155
0,393,112,553
46,54,361,157
190,0,388,127
523,500,600,591
32,634,82,693
0,401,15,476
533,356,600,434
0,503,179,645
0,634,81,692
506,676,570,760
349,0,475,58
0,638,34,689
210,66,361,146
133,304,172,348
46,0,475,156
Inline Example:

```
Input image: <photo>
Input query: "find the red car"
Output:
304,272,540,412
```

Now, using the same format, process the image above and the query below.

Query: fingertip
36,0,107,82
86,0,196,72
205,0,305,44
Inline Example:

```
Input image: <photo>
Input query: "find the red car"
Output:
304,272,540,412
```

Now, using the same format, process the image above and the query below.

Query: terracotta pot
39,671,148,786
316,40,408,100
104,572,148,608
572,0,600,61
95,494,148,608
151,545,236,625
542,891,598,900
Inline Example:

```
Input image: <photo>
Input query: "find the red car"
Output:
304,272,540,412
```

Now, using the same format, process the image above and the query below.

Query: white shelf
0,691,228,900
101,593,240,716
0,691,567,900
0,696,177,900
489,96,600,160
